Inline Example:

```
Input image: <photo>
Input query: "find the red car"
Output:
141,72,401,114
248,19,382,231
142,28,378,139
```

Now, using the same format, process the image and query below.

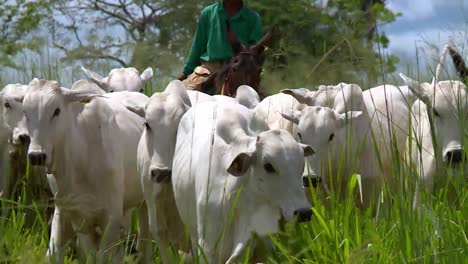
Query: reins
221,50,257,97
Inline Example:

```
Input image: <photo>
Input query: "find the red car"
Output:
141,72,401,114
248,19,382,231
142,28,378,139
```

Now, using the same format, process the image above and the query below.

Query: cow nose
18,134,30,145
28,152,47,166
294,208,313,223
150,169,172,183
303,175,321,188
445,149,465,163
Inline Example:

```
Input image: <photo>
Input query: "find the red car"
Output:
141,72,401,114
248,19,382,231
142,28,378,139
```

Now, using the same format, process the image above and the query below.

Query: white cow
172,100,314,263
134,80,191,263
400,73,468,208
282,84,382,208
23,78,148,262
0,84,32,200
81,66,153,93
0,84,29,145
362,85,417,180
283,83,418,188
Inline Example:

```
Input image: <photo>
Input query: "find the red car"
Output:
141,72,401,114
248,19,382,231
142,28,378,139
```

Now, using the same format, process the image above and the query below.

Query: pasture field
0,58,467,264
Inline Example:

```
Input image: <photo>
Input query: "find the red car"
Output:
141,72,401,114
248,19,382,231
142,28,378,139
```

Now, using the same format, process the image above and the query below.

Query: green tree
248,0,400,88
0,0,51,68
52,0,211,75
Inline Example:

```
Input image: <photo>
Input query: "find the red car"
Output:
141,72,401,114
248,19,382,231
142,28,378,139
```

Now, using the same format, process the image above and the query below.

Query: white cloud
388,0,436,21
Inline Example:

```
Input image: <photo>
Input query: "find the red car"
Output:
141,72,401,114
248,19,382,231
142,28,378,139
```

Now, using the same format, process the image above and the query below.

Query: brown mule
201,31,273,98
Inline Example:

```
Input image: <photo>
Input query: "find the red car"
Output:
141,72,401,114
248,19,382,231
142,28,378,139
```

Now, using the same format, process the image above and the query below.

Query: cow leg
76,232,99,262
98,216,124,263
46,207,74,262
136,203,152,264
146,197,171,264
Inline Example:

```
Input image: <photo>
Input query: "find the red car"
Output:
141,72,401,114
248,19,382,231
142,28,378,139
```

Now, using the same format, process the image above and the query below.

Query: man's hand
178,73,188,81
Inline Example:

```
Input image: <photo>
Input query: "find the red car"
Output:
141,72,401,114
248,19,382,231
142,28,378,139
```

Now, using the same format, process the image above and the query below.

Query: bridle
221,50,258,97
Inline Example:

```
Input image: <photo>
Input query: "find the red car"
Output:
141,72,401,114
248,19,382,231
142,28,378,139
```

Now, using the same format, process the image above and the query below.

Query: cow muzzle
150,168,172,183
28,152,47,166
294,208,313,223
443,148,466,164
18,134,31,145
302,175,321,188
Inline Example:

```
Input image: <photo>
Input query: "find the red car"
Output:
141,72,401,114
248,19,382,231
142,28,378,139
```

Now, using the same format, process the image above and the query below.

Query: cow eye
53,108,61,117
433,108,440,117
263,163,275,173
328,133,335,142
110,90,114,93
4,102,10,108
297,132,302,141
140,89,144,93
144,122,151,130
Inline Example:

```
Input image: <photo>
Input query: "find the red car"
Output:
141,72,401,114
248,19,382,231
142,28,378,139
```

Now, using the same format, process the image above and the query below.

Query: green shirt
183,2,263,75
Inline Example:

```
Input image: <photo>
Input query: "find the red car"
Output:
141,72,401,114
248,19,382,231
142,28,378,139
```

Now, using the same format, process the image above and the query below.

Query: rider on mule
179,0,264,94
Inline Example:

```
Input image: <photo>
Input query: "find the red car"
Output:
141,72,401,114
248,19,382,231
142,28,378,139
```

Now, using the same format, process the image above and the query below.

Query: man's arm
182,10,209,77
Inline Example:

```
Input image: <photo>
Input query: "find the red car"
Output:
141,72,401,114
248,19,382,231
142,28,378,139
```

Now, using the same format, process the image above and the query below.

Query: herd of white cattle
0,44,466,263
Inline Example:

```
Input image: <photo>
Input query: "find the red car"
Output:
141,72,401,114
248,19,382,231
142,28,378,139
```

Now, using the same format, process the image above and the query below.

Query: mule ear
250,31,273,55
81,66,109,91
399,73,432,104
281,88,314,105
227,152,253,177
165,80,192,107
140,67,153,83
300,143,315,157
280,109,303,125
61,88,101,103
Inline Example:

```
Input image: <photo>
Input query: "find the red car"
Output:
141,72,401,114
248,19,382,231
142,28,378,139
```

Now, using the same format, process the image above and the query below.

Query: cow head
135,80,191,184
281,106,362,184
401,73,468,165
24,78,99,167
227,129,314,222
0,84,30,145
81,66,153,93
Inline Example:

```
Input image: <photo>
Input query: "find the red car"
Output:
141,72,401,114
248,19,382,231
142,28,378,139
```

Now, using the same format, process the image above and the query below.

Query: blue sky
383,0,468,72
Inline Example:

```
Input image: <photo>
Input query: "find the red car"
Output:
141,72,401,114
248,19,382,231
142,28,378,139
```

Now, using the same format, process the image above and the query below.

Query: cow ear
140,67,153,83
300,143,315,157
280,109,302,125
165,80,192,107
227,152,253,177
337,111,362,128
61,88,101,103
124,105,146,118
281,88,314,105
399,73,432,104
81,66,109,92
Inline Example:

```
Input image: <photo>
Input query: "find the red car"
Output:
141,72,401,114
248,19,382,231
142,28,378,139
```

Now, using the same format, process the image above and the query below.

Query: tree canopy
1,0,401,89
